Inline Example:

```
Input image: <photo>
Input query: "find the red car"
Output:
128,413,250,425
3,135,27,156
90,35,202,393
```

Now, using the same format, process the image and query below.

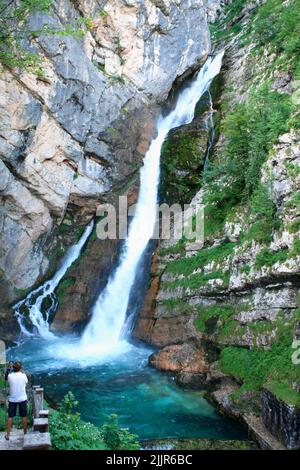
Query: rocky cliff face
0,0,221,333
134,0,300,449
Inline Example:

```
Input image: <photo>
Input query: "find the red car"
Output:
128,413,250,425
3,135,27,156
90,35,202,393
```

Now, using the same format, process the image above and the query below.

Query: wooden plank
39,410,49,418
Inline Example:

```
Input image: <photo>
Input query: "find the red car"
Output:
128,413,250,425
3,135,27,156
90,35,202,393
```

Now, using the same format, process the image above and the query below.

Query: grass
164,241,236,276
219,308,300,403
162,269,230,291
266,381,300,407
255,248,289,269
195,304,235,333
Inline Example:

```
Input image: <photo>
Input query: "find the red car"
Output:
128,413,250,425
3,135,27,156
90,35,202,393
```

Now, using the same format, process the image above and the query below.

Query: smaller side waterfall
203,90,216,173
14,221,94,339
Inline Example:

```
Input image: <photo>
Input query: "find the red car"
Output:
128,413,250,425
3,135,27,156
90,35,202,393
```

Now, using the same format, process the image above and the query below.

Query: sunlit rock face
0,1,219,320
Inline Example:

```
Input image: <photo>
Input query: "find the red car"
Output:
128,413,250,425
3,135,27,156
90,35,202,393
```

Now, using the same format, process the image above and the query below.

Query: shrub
50,392,107,450
101,414,139,451
205,84,293,221
50,392,140,451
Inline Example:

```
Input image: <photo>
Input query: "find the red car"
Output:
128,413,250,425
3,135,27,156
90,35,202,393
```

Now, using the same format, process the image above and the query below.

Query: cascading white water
14,221,94,339
203,90,216,173
80,51,224,356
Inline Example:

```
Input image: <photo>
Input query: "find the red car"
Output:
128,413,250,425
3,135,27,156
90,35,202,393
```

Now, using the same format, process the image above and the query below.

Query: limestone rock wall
0,0,219,332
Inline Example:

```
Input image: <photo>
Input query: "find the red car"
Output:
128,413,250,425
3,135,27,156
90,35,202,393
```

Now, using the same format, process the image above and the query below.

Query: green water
10,337,246,440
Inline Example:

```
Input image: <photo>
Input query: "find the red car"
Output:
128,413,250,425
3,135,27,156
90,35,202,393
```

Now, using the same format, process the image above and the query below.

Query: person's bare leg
6,417,12,439
22,417,27,435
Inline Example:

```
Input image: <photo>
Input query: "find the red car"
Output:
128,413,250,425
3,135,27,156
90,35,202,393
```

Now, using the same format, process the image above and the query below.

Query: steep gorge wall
0,0,221,335
134,0,300,449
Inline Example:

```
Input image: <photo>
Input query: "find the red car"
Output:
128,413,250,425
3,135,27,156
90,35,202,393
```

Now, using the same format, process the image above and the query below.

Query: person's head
13,361,22,372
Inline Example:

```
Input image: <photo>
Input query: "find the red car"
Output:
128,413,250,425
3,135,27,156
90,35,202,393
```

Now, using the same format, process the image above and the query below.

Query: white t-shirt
8,372,28,403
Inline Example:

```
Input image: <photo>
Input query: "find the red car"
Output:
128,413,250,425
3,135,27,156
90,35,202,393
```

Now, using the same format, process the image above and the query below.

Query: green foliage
163,269,230,291
161,128,206,204
50,392,107,450
50,393,140,450
0,404,7,432
244,184,278,244
254,247,289,269
219,309,300,404
266,381,300,407
253,0,300,77
101,414,140,450
55,278,75,303
0,0,91,76
205,83,293,221
210,0,250,43
289,236,300,257
165,240,236,276
195,304,234,332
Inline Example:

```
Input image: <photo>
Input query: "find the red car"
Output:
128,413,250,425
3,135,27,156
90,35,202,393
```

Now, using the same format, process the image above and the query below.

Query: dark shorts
8,401,28,418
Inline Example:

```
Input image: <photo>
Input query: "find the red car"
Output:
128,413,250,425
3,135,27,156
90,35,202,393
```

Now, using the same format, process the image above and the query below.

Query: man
5,361,28,440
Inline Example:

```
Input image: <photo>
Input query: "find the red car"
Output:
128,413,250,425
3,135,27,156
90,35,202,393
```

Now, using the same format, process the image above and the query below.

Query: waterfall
80,51,224,356
203,90,216,173
14,221,94,339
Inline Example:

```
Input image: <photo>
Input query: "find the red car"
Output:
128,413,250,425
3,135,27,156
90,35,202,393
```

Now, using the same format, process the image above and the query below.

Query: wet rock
149,343,209,387
262,388,300,450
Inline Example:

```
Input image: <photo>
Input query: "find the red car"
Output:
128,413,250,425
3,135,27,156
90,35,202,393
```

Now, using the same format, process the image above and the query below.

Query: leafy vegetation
254,247,289,269
252,0,300,78
165,241,236,276
101,414,139,450
243,184,278,244
0,0,93,77
219,309,300,405
50,392,140,450
195,304,234,333
205,83,293,210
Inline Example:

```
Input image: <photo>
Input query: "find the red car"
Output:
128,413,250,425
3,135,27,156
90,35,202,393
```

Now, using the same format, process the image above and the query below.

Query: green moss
195,304,234,333
158,238,186,257
288,220,300,234
161,127,207,204
289,237,300,257
243,184,279,244
165,241,236,276
217,320,247,342
219,309,300,401
241,265,251,274
210,0,251,44
163,270,230,292
55,278,75,304
160,299,193,315
254,248,289,269
266,381,300,407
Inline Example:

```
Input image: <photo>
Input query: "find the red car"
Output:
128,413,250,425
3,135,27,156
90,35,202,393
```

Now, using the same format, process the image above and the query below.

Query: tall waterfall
15,221,94,339
80,51,224,356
